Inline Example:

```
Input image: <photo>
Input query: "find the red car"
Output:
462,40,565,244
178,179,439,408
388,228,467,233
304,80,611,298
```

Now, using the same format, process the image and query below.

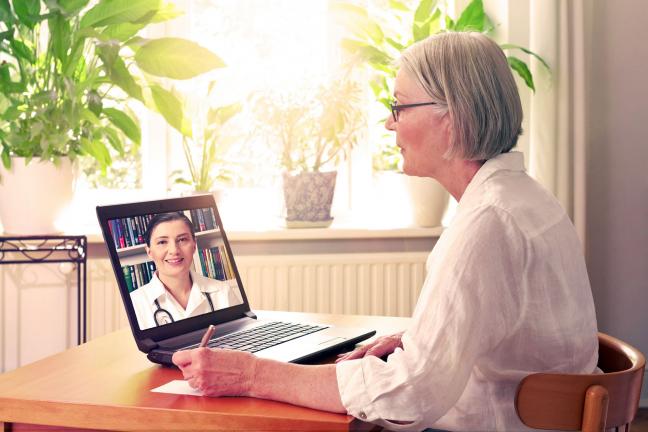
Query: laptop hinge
139,338,159,352
244,310,257,319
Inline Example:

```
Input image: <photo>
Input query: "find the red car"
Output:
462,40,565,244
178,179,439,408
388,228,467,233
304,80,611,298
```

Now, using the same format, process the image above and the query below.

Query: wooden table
0,311,410,431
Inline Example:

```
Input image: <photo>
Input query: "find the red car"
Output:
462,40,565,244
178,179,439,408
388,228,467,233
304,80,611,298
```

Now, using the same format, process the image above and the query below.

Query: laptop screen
98,195,251,342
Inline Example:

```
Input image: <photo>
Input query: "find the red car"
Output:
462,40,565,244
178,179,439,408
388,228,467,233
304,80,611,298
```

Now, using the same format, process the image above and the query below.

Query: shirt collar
143,269,223,298
141,272,166,302
461,151,525,203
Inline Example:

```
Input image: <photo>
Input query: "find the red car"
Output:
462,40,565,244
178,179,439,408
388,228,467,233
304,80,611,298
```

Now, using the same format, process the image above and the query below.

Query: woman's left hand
172,347,258,397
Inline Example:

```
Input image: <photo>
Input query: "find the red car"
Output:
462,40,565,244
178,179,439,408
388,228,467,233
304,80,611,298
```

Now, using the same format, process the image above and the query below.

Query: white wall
586,0,648,402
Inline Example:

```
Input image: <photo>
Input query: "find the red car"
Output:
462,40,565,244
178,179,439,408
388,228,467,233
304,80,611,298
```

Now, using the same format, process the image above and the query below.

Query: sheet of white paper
151,379,203,396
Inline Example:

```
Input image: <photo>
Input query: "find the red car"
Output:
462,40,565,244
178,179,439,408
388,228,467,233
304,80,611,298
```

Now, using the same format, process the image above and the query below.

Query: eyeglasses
390,101,437,122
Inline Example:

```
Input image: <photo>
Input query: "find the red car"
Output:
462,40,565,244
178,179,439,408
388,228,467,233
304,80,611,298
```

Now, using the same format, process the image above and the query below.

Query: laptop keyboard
204,321,328,353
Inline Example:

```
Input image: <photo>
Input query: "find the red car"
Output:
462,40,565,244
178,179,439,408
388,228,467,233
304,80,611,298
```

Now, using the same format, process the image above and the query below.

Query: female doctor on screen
130,212,242,330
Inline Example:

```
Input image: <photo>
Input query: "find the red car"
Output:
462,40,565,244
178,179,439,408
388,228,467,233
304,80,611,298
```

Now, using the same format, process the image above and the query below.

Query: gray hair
400,32,523,160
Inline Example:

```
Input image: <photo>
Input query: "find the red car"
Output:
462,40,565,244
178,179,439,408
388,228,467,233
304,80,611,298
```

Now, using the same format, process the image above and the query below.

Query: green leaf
507,56,535,92
103,126,125,154
454,0,488,32
59,0,91,15
102,56,144,101
173,177,192,186
385,37,405,51
445,16,455,30
413,22,427,42
388,0,410,12
0,62,10,82
61,27,106,76
62,38,86,76
80,137,111,170
427,9,442,35
414,0,436,24
500,43,551,71
49,14,72,62
13,0,40,28
1,145,10,168
87,90,102,116
207,80,217,96
0,29,12,41
208,103,241,126
149,2,183,23
341,39,392,66
134,38,225,79
9,39,35,63
150,84,191,137
80,0,160,28
96,41,120,69
80,107,101,125
103,107,141,144
130,9,157,24
102,22,146,42
0,67,14,93
0,0,13,24
363,19,384,45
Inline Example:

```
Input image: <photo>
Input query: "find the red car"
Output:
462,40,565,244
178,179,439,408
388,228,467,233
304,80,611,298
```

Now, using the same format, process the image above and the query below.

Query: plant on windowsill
252,74,365,228
170,81,242,200
337,0,549,227
0,0,224,234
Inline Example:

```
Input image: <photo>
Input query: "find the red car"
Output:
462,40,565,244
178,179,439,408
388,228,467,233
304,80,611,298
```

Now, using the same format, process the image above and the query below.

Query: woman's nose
385,115,396,131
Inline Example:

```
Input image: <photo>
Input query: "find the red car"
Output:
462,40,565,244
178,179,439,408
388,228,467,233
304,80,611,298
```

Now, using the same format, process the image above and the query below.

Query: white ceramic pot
0,157,76,234
283,171,337,228
406,175,449,227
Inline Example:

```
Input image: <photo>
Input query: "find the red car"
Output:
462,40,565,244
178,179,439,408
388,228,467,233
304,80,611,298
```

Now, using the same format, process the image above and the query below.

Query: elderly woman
172,32,598,431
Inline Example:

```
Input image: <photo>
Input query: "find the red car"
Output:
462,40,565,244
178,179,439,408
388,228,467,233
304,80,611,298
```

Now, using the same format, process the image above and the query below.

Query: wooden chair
516,332,645,432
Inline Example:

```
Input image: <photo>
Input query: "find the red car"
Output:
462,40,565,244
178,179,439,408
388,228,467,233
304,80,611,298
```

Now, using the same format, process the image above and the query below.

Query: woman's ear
440,114,454,154
145,246,152,259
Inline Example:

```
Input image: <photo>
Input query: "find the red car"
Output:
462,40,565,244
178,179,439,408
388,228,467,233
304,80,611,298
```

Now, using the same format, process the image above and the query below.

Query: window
72,0,380,230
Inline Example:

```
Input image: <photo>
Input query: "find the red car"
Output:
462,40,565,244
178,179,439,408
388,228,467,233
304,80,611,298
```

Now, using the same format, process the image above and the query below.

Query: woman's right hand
335,332,404,363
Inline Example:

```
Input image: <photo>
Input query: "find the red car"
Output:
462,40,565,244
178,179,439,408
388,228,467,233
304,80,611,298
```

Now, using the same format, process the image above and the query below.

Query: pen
199,324,215,348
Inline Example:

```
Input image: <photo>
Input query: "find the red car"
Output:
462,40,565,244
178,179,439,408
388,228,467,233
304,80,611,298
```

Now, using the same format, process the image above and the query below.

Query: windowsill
44,186,447,245
80,218,443,244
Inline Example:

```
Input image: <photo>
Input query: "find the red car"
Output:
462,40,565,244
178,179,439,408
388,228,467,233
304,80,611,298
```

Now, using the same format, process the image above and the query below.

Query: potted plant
253,75,365,228
171,82,242,200
338,0,549,227
0,0,224,234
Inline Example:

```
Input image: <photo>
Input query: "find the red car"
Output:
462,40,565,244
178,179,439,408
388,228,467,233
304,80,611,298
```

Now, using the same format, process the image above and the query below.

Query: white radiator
86,252,428,338
235,252,428,317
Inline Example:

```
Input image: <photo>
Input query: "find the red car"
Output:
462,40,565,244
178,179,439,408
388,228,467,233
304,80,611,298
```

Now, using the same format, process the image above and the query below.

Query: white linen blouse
336,152,598,431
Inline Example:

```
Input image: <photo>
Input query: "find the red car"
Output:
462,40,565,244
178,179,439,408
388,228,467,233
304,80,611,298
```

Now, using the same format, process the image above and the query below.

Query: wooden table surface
0,311,410,431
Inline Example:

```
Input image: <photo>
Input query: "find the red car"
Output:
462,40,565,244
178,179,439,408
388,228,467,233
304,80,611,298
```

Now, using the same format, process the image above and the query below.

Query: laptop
96,194,375,366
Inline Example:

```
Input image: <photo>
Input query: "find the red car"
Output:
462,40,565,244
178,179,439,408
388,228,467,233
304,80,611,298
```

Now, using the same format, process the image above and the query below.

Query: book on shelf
111,215,154,250
122,261,156,292
189,207,217,233
203,208,214,230
195,245,231,281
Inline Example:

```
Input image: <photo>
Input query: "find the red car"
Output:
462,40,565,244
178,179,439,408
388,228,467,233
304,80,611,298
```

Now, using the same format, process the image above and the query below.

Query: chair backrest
515,332,645,431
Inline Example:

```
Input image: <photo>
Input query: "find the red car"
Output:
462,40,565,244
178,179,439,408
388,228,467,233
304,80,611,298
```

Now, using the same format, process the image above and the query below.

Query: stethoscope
153,291,215,326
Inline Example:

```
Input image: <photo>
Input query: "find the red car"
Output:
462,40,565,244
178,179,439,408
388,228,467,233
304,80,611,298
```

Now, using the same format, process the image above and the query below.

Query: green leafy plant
0,0,224,174
252,75,366,173
336,0,550,171
171,82,242,192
